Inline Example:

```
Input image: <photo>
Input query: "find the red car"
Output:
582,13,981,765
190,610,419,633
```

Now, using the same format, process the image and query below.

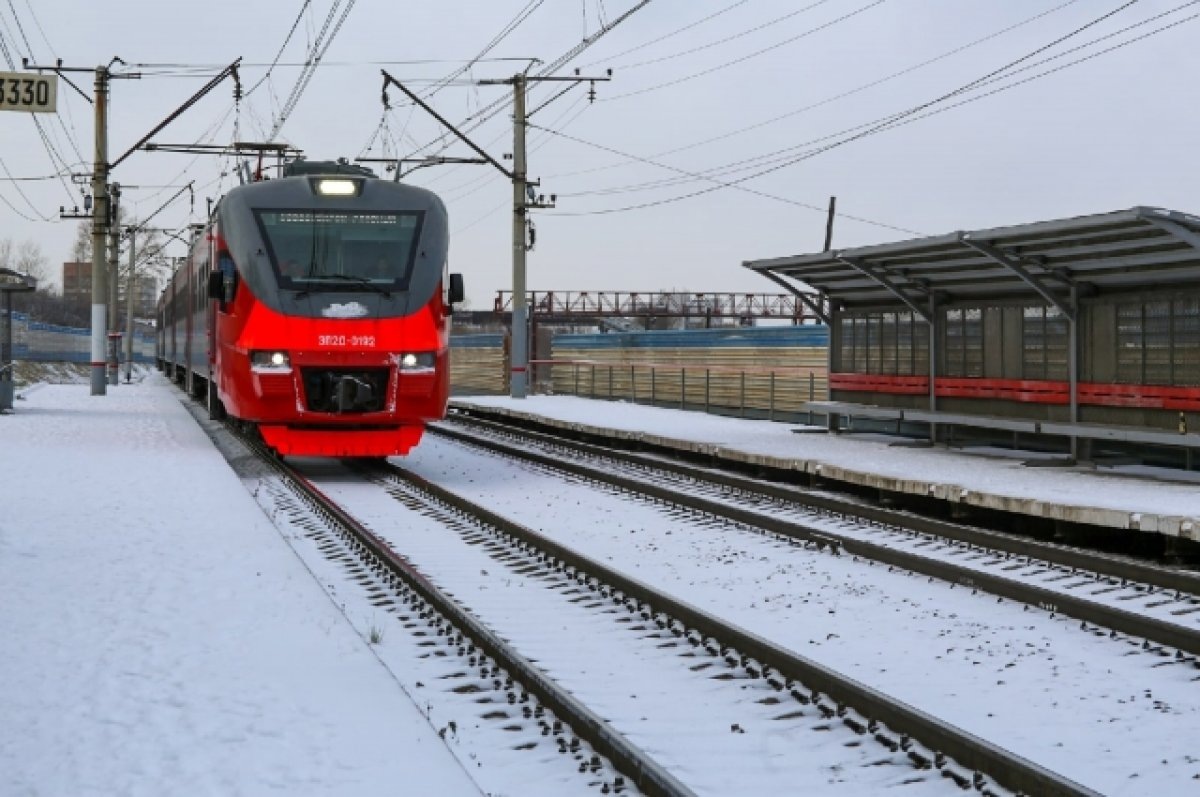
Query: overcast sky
2,0,1198,305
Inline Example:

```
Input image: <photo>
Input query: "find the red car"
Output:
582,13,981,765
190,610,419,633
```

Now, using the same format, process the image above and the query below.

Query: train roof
216,163,445,212
281,159,376,178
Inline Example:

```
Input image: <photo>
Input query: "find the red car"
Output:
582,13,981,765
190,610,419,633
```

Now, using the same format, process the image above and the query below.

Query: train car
157,159,463,457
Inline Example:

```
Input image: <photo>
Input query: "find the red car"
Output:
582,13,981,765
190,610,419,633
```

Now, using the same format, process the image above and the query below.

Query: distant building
62,261,91,303
61,261,159,318
124,273,159,319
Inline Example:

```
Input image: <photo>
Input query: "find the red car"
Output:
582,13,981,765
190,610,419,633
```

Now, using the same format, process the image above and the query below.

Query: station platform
0,375,479,796
450,396,1200,542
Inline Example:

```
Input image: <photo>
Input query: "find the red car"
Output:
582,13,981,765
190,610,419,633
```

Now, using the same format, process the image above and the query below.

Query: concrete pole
90,66,109,396
509,72,529,399
124,233,136,381
107,184,121,385
1,290,11,410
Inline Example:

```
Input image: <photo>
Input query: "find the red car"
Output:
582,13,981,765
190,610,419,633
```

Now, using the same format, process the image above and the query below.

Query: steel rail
243,440,694,797
176,395,692,795
431,420,1200,659
444,409,1200,596
385,460,1098,797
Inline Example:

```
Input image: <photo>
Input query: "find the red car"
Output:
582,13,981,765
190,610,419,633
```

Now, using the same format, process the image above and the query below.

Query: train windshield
254,209,424,291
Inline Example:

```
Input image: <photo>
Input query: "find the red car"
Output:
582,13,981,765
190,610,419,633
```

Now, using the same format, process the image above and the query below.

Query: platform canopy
744,207,1200,321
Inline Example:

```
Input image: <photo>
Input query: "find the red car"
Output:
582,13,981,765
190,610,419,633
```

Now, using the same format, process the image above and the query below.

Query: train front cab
203,177,462,458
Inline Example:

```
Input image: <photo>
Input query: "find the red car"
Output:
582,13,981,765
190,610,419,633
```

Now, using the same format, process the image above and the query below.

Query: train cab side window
218,253,239,308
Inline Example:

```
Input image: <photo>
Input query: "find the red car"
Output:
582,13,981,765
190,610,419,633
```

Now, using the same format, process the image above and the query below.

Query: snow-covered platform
0,378,480,796
451,396,1200,541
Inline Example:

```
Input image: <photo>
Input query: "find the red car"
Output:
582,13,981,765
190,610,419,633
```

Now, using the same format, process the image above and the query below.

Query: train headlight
315,178,358,196
251,350,292,371
399,352,435,372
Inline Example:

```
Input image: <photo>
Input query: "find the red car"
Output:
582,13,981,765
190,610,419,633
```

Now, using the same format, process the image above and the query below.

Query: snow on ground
404,434,1200,795
0,376,480,797
4,371,1197,796
452,395,1200,524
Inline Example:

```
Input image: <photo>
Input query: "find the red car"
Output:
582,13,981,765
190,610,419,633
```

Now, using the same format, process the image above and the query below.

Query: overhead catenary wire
357,0,553,164
243,0,311,99
531,123,923,235
449,93,595,235
398,0,653,175
611,0,833,71
0,156,54,221
269,0,358,140
441,90,592,207
0,9,77,205
545,0,1180,218
1,2,85,169
545,0,1084,183
578,0,750,68
569,0,1158,195
588,2,1189,198
420,0,547,99
602,0,887,102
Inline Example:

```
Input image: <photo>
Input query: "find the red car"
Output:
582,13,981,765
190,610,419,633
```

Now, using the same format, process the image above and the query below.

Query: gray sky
2,0,1198,306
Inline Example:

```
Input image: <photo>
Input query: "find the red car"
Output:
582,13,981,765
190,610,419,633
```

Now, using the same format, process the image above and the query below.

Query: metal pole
90,66,109,396
510,73,529,398
124,232,136,381
823,196,837,251
928,296,938,444
1068,286,1080,460
107,183,121,385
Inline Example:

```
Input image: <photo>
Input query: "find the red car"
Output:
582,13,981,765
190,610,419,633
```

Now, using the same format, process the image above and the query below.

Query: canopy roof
745,207,1200,319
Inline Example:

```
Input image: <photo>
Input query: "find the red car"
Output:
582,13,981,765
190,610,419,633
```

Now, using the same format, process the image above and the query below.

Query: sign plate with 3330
0,71,57,113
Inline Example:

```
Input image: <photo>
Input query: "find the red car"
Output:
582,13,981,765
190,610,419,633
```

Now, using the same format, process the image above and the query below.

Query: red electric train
158,159,463,457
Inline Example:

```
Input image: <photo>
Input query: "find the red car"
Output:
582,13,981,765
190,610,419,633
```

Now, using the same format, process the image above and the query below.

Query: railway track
433,413,1200,661
238,441,682,796
326,460,1029,796
190,400,1091,795
181,394,1200,795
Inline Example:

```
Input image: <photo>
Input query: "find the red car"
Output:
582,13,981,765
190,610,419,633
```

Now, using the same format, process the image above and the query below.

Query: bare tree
71,219,90,262
70,213,174,300
0,238,50,285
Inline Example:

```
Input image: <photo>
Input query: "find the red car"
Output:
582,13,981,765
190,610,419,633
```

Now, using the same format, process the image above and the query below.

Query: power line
0,17,74,208
578,0,750,68
243,0,311,99
547,0,1083,183
545,0,1183,218
441,91,591,206
612,1,832,70
0,156,53,221
564,0,1167,196
602,0,886,102
531,123,922,234
421,0,547,98
9,0,87,166
400,0,652,172
270,0,358,139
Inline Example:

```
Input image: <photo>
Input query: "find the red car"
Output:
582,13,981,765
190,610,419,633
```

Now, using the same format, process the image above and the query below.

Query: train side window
218,253,238,308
